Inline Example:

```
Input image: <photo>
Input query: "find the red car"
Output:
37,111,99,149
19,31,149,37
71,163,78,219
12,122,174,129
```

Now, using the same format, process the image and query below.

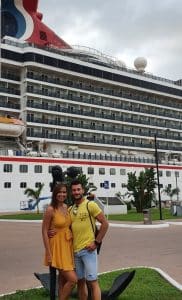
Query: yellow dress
44,209,74,271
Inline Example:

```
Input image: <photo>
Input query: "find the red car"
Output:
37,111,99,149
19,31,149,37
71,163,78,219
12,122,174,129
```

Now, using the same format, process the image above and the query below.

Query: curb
100,266,182,291
0,219,42,223
109,222,169,229
167,221,182,226
1,219,182,228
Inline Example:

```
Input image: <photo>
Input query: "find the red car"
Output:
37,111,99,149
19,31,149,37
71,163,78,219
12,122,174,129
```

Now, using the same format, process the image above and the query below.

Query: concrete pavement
0,220,182,295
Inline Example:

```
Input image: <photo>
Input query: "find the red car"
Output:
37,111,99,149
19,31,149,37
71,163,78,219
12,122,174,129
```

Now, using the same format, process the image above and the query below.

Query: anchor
34,270,136,299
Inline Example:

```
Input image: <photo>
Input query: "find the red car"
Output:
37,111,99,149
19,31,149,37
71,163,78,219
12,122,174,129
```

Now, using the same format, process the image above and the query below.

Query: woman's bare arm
42,206,54,264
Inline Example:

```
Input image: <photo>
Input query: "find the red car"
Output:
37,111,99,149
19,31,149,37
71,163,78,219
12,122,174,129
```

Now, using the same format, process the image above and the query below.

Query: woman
42,183,77,300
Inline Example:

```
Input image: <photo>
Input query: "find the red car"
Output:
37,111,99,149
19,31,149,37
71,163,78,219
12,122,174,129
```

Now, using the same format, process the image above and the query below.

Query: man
69,179,109,300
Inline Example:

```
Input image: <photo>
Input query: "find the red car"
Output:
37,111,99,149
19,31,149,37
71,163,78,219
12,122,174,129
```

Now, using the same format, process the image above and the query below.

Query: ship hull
0,155,181,212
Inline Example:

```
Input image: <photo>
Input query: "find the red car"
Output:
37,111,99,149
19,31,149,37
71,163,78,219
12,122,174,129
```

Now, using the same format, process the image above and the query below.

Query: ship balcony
0,87,20,95
0,101,20,110
26,88,182,122
26,74,182,111
26,103,182,132
27,131,182,152
1,72,20,82
30,118,181,141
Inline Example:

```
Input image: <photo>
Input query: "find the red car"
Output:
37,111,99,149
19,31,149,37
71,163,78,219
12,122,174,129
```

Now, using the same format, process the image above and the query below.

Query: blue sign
104,180,109,189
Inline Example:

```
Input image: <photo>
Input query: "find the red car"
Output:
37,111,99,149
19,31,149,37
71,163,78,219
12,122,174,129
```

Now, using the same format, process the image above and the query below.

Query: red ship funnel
1,0,71,49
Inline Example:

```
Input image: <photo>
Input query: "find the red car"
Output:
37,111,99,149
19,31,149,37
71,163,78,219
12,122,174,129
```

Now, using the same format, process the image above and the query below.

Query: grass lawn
0,212,43,220
0,268,181,300
108,207,182,222
0,208,181,222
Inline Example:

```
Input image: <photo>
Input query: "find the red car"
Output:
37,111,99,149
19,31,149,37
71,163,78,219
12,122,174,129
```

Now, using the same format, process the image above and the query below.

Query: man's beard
73,194,83,201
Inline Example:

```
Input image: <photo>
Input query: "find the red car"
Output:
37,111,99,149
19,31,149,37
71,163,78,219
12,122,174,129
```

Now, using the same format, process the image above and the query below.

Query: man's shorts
74,249,98,281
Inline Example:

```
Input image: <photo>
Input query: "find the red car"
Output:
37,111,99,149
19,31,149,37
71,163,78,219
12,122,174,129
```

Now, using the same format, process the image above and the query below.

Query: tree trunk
37,203,39,214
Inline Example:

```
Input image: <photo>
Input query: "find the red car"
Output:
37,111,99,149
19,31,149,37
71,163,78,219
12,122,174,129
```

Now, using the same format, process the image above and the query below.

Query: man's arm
95,212,109,243
85,210,109,251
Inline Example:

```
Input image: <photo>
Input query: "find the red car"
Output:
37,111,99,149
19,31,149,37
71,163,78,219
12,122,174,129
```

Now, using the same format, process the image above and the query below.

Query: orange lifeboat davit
0,117,25,137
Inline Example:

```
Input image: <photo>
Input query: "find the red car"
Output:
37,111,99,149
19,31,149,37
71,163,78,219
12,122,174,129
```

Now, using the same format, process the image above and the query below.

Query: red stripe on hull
0,156,181,170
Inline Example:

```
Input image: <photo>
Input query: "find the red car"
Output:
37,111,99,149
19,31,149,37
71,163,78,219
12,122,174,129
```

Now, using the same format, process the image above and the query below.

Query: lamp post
175,172,179,202
154,134,163,220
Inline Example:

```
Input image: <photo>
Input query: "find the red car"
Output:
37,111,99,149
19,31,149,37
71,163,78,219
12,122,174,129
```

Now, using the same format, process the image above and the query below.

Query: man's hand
47,253,52,265
48,229,57,238
85,241,97,252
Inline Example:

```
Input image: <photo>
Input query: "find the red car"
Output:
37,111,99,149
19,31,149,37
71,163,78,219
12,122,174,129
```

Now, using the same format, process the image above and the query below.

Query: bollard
143,209,152,224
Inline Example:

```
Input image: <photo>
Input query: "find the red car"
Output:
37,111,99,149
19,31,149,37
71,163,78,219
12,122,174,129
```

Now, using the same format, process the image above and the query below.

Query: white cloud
39,0,182,80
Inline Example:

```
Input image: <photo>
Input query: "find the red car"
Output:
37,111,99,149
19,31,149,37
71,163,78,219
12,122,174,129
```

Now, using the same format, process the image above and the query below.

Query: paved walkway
0,220,182,295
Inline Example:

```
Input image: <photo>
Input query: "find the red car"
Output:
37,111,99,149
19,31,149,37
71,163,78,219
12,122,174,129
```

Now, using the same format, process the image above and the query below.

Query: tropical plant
24,183,44,214
124,168,157,212
162,185,180,202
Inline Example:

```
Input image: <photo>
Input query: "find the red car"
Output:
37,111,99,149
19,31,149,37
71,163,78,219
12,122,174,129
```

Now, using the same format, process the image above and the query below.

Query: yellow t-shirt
69,199,102,252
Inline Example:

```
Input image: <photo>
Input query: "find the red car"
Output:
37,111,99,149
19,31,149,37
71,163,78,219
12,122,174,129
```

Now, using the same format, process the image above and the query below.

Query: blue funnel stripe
2,0,26,38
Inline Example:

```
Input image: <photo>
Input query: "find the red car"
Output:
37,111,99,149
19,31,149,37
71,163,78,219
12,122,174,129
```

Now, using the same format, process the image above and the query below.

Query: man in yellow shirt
69,179,109,300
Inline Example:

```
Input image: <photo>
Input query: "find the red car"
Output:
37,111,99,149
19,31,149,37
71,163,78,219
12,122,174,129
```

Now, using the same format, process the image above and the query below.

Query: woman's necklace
59,205,67,216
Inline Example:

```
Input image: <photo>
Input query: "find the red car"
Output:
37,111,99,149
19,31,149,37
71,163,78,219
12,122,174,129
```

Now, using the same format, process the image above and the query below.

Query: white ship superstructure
0,0,182,211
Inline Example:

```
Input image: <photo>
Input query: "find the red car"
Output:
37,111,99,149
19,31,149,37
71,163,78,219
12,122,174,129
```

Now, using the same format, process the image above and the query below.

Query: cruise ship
0,0,182,212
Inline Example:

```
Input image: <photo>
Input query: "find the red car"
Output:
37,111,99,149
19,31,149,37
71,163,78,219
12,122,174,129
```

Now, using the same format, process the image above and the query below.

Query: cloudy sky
38,0,182,81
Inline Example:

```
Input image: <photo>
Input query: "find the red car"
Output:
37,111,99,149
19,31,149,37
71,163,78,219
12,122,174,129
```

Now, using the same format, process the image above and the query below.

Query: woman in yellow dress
42,183,77,300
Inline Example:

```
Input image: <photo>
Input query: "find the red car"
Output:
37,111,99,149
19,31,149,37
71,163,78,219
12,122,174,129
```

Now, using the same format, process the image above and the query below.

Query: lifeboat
0,117,25,137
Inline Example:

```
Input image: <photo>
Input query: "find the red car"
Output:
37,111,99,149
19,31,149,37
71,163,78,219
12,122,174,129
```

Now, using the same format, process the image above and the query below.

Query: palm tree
125,168,156,212
24,183,44,214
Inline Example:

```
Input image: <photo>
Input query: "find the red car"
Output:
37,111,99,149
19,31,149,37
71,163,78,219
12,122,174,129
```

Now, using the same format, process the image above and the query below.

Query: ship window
120,169,126,175
100,183,104,187
4,164,13,172
88,167,94,175
166,171,171,177
111,183,116,188
34,165,42,173
159,171,163,177
77,167,83,173
48,166,53,173
99,168,105,175
175,171,179,177
67,80,73,86
19,165,28,173
110,168,116,175
4,182,11,188
20,182,27,188
168,184,172,188
39,31,47,41
35,182,42,188
121,183,126,187
159,184,163,188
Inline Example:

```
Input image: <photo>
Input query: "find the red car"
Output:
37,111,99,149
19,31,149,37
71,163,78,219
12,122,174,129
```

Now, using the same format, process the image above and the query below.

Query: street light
154,134,163,220
175,172,179,202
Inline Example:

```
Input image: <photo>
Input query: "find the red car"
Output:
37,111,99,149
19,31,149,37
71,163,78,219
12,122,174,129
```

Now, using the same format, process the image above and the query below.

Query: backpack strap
87,201,95,234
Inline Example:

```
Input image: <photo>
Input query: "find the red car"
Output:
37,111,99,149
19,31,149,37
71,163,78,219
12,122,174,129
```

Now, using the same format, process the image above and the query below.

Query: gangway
20,196,51,210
